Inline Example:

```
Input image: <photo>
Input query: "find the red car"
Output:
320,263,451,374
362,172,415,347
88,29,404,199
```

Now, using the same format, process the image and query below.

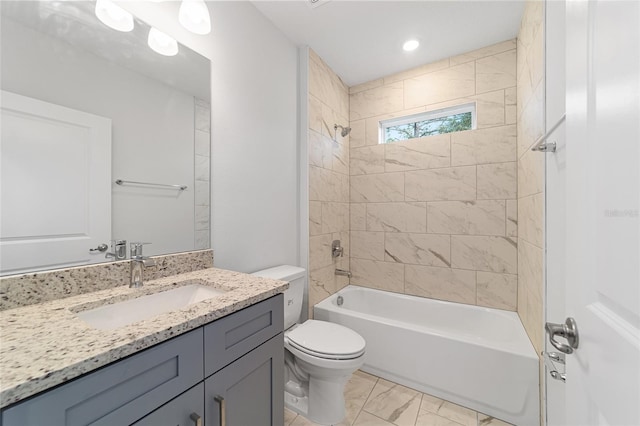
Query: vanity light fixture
402,39,420,52
148,27,179,56
178,0,211,35
94,0,134,32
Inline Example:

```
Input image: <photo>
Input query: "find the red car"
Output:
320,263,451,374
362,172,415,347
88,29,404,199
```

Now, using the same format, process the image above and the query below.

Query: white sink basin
76,284,226,330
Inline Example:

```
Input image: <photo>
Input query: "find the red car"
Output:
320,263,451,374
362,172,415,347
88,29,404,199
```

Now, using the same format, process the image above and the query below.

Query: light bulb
95,0,134,32
148,28,179,56
179,0,211,35
403,39,420,52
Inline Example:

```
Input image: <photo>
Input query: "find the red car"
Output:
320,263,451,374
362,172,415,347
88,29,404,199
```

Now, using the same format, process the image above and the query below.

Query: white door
564,1,640,425
1,91,112,275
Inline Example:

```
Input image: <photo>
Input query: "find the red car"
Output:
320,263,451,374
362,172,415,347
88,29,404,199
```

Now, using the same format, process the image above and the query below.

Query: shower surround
348,40,518,311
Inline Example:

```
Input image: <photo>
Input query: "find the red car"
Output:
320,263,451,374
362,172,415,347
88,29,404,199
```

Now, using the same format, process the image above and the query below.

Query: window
379,103,476,144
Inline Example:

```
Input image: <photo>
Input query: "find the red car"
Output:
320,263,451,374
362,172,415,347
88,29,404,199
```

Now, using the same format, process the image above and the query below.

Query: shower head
334,124,351,137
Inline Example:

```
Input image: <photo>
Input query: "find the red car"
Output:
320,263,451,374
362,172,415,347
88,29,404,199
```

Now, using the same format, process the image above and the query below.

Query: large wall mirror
0,1,211,276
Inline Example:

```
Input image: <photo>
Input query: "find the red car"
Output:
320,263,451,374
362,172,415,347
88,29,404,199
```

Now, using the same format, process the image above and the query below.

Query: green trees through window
381,105,475,144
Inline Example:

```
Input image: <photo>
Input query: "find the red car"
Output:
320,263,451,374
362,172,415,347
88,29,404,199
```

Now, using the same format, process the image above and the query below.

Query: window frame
378,102,477,144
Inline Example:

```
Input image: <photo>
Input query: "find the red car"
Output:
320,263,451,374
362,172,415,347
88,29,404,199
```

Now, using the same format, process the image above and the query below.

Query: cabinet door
133,384,204,426
205,334,283,426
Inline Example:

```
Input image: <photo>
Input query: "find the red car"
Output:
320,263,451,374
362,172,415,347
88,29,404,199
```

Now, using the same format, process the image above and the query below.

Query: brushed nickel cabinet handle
214,395,226,426
190,412,202,426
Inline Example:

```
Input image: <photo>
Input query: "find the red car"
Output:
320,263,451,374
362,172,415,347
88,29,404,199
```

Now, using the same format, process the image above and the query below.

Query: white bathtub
314,285,539,426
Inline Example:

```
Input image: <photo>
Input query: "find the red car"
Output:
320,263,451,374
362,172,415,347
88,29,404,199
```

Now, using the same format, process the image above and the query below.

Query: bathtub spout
335,269,351,278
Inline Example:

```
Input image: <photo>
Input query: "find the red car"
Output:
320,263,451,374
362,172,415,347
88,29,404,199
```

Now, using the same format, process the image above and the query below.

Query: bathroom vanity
0,266,287,426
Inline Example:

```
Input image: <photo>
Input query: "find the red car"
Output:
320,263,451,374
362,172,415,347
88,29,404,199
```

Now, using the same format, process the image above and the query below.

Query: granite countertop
0,268,288,409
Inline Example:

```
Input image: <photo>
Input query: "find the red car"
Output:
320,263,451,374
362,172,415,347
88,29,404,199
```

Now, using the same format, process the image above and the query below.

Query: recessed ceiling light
403,39,420,52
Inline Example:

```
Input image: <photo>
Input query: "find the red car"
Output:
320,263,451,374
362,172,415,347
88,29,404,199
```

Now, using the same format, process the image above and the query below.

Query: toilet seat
286,320,366,360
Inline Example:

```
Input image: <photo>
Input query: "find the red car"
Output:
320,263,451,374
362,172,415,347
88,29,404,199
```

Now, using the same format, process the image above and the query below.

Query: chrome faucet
129,242,156,288
335,269,352,278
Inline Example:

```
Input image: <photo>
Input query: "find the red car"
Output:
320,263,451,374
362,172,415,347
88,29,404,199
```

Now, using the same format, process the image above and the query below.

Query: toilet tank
251,265,306,329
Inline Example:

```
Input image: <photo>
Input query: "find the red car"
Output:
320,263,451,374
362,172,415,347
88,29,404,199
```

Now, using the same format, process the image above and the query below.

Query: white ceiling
251,0,525,87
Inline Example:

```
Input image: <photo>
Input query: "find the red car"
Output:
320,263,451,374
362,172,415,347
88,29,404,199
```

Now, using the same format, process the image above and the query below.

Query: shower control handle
545,317,579,354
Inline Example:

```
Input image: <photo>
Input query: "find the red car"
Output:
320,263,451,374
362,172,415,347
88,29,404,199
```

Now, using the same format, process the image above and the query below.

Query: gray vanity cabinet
204,333,284,426
2,294,284,426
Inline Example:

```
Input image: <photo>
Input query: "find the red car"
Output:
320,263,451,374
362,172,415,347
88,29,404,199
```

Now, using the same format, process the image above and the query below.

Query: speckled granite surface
0,267,287,408
0,250,214,311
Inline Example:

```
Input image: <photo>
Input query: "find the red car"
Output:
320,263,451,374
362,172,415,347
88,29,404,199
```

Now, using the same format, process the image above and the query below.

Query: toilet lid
286,320,365,360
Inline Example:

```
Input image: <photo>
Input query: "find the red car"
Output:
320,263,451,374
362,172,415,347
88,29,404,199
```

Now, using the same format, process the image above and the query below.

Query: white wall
120,1,300,272
1,17,196,257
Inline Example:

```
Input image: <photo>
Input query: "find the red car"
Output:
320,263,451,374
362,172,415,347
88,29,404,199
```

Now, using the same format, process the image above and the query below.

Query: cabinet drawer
204,294,283,377
2,329,204,426
133,383,204,426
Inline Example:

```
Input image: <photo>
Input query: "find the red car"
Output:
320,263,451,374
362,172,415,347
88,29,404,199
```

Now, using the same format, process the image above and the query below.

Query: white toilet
251,265,365,425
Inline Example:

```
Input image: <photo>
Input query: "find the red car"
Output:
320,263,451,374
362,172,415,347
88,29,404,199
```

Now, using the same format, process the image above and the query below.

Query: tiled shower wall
194,98,211,250
348,40,519,310
516,2,545,354
308,49,351,318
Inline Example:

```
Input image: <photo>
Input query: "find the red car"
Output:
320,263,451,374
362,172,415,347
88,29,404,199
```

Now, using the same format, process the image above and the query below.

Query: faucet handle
130,242,151,258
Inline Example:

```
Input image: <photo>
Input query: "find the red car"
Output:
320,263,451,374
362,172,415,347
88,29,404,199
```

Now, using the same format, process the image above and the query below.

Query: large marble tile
195,154,210,181
427,200,506,236
351,145,385,175
353,411,395,426
505,87,517,125
309,264,337,309
405,265,476,304
451,236,517,274
367,202,427,233
350,258,404,292
384,134,451,172
332,138,349,175
477,162,517,200
309,130,332,169
309,201,322,236
194,180,209,206
194,230,209,250
194,130,210,156
309,234,333,271
195,205,209,231
404,62,476,108
350,81,404,120
476,50,517,94
506,200,518,237
383,58,450,85
310,166,349,202
517,81,544,157
451,125,517,166
350,119,366,148
350,78,384,95
194,99,210,132
517,148,544,197
285,408,298,426
363,379,422,426
478,413,514,426
476,271,517,311
321,202,350,234
351,203,367,231
415,411,466,426
405,166,476,202
351,231,385,261
474,90,506,129
344,370,379,425
449,39,516,65
518,193,544,248
385,233,451,267
309,95,323,134
419,395,478,426
351,173,405,203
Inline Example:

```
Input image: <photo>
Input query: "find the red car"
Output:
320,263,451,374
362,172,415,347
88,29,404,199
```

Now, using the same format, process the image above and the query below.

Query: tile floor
284,371,512,426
